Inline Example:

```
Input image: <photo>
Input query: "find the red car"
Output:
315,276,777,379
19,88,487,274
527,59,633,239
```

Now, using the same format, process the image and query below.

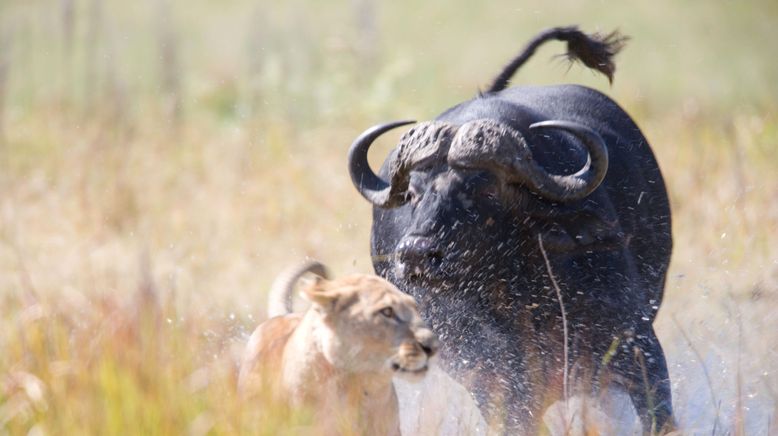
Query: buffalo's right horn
348,120,416,208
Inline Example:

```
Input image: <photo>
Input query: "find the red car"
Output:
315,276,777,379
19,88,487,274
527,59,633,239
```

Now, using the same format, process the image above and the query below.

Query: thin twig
634,346,657,434
538,234,569,402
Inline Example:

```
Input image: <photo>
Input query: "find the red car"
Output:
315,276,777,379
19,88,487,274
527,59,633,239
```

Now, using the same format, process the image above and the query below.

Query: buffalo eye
406,185,421,204
480,183,499,199
466,172,499,199
482,176,499,195
379,307,395,318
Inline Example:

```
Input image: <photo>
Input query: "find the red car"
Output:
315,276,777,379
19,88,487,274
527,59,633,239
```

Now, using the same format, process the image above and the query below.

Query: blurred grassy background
0,0,776,434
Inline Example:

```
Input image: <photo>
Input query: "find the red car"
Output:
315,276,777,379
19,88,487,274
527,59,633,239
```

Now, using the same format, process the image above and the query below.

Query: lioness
238,260,438,435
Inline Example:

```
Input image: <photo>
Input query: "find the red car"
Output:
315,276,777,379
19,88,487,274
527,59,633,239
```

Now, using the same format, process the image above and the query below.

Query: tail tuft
562,29,628,84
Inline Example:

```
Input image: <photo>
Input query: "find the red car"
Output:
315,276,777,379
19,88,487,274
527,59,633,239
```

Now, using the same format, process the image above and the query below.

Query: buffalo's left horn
348,120,416,207
516,120,609,201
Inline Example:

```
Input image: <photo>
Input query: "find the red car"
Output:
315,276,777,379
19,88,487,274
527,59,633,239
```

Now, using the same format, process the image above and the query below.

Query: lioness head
303,274,438,377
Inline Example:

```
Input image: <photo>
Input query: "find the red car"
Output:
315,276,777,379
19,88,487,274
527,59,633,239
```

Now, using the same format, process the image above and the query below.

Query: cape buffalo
348,26,673,433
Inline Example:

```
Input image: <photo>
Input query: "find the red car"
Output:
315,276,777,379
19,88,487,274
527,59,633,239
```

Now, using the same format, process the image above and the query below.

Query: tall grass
0,258,318,435
0,0,776,434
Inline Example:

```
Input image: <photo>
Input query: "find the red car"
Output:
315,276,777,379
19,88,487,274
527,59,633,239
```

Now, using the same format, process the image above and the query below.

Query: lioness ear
301,277,339,309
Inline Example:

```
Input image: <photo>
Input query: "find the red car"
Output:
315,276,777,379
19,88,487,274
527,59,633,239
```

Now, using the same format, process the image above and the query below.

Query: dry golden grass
1,0,777,434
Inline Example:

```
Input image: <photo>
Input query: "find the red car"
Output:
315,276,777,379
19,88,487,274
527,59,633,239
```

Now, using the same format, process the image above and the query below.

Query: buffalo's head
348,118,609,309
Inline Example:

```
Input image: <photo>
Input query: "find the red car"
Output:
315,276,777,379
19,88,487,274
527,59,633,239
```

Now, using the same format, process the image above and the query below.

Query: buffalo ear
301,277,339,309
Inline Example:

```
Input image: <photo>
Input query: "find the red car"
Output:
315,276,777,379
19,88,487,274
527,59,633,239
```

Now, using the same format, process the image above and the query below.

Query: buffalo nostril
398,237,440,263
395,236,446,282
426,250,443,264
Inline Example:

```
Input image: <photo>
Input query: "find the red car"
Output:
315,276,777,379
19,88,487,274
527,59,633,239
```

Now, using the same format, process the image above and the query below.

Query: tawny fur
238,262,437,435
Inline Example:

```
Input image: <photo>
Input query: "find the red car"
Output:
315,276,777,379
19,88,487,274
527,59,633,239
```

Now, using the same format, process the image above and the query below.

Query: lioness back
238,313,302,394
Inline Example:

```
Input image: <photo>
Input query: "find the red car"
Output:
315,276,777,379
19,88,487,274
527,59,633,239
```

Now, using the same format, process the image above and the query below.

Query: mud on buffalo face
348,118,608,297
393,167,516,287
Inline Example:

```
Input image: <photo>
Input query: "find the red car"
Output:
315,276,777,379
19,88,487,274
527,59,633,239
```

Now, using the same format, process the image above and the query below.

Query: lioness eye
379,307,395,318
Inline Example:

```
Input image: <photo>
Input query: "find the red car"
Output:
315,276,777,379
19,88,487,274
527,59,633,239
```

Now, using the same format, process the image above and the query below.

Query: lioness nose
416,328,439,357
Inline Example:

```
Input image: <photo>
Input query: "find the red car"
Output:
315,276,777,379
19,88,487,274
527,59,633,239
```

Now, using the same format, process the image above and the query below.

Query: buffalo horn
514,120,609,201
348,120,416,207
